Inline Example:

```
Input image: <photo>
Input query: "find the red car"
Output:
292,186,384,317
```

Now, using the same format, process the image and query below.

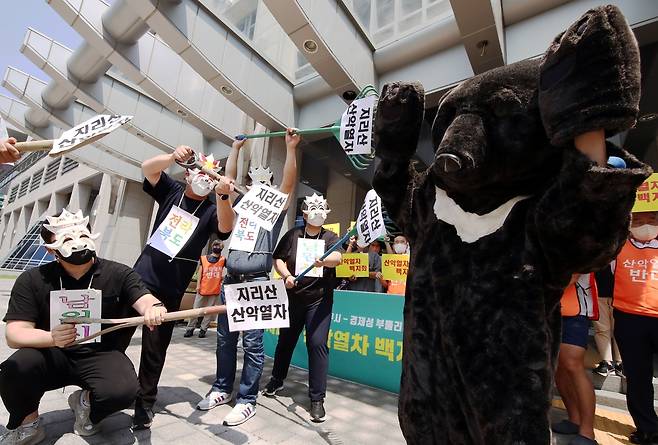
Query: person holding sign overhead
0,209,166,444
130,145,235,429
196,129,299,427
262,193,342,423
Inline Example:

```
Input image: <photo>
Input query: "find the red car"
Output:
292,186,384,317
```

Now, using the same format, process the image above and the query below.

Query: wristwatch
152,302,165,308
218,194,229,201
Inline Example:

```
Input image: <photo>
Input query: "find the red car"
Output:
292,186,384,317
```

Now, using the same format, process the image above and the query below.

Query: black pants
0,346,138,429
271,296,332,401
614,309,658,434
132,295,180,410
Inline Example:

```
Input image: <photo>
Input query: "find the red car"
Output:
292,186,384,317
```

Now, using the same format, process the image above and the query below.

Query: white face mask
630,224,658,242
187,172,214,197
307,213,326,227
393,243,408,254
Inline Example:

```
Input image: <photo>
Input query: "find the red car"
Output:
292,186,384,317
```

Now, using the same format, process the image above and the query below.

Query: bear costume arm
534,143,650,285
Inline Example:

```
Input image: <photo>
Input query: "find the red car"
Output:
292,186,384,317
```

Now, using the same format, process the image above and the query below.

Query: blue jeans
212,276,265,405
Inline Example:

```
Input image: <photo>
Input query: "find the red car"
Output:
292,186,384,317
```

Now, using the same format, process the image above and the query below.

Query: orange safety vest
387,280,406,296
198,255,224,296
561,273,598,319
613,239,658,318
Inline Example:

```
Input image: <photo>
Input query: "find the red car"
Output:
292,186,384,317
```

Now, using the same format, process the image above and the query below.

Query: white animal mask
43,209,100,257
303,193,331,226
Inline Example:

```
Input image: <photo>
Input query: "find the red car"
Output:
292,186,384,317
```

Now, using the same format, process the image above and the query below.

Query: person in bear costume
372,5,652,444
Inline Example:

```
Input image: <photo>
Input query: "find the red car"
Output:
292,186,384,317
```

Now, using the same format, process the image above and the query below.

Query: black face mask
212,246,222,254
58,249,95,266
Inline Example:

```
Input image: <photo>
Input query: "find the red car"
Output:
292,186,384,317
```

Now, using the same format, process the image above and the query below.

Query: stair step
593,389,658,411
590,372,658,400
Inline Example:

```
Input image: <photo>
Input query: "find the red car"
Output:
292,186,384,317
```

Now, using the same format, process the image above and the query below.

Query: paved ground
0,277,641,444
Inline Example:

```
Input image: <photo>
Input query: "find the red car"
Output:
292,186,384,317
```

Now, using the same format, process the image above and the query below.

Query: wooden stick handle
64,305,227,344
14,140,54,152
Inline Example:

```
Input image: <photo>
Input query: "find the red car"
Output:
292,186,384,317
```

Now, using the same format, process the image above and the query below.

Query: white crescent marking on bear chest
433,187,530,243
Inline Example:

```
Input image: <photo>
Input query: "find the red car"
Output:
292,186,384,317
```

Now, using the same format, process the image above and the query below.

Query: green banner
263,290,404,393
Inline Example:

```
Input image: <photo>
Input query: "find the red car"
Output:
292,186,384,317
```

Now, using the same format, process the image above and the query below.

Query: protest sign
340,96,376,155
147,206,199,258
234,184,288,231
633,173,658,212
50,289,102,344
336,253,369,278
323,222,340,235
357,190,386,246
224,279,289,332
51,115,132,156
229,216,259,252
382,254,410,281
295,238,325,278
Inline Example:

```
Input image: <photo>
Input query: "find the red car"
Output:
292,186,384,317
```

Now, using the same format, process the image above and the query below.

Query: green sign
263,290,404,393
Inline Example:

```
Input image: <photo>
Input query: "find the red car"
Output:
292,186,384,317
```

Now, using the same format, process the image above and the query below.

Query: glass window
1,221,55,271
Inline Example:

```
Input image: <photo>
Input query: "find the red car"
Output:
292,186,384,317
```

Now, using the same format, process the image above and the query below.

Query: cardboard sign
633,173,658,212
52,114,132,156
234,184,288,231
224,279,289,332
229,216,259,252
382,254,410,281
336,253,369,278
357,189,386,247
323,222,340,236
50,289,102,344
295,238,325,278
147,205,199,258
340,96,375,155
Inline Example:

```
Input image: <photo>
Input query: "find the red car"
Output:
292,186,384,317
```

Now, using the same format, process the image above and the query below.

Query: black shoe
614,362,625,378
184,329,194,338
310,400,326,423
262,378,284,397
593,361,612,377
551,419,580,435
629,430,658,444
132,405,154,430
198,329,207,338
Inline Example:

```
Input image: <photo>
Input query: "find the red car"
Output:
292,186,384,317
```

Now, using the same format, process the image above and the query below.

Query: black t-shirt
3,258,150,351
273,226,341,305
133,173,230,300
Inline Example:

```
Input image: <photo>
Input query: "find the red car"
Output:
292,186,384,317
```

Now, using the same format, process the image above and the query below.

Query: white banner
224,279,290,332
234,184,288,231
229,215,259,252
295,238,325,278
52,114,133,156
356,189,386,247
50,289,102,344
146,205,199,258
339,95,376,155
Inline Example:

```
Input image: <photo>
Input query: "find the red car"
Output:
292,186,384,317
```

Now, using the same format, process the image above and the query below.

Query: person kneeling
0,209,167,444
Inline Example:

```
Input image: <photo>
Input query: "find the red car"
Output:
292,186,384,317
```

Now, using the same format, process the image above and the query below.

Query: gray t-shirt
226,211,287,274
347,251,383,293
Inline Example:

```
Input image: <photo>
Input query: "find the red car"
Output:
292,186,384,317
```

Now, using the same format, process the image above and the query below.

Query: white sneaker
0,418,45,445
68,390,100,437
196,390,231,411
223,403,256,426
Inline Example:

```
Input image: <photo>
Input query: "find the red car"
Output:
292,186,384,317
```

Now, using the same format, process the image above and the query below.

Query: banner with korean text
336,253,369,278
263,290,404,393
224,279,289,332
382,254,410,281
633,173,658,212
234,184,288,231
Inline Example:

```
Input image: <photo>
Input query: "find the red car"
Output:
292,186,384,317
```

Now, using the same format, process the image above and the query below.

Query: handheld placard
294,226,357,283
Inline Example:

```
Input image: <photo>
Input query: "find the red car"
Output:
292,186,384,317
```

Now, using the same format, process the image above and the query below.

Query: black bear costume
372,5,652,444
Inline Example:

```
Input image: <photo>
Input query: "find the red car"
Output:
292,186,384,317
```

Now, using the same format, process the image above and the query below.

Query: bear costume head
372,5,650,444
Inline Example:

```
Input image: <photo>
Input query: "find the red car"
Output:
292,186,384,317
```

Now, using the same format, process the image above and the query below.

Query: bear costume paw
374,81,425,162
539,4,640,147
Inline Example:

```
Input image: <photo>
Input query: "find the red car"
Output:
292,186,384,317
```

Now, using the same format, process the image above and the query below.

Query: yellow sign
349,220,356,231
382,254,410,281
633,173,658,212
323,222,341,235
336,253,369,278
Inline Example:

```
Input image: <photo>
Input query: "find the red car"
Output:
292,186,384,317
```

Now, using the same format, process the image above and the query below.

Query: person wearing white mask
262,194,342,422
129,145,235,429
612,210,658,444
385,235,410,295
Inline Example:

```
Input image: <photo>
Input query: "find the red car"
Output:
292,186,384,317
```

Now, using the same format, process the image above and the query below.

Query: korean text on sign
356,189,386,246
621,257,658,283
234,184,288,232
229,216,259,252
224,279,289,332
633,173,658,212
339,96,376,156
53,115,132,154
336,253,369,278
295,238,325,278
49,289,102,344
146,205,199,258
382,254,410,281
